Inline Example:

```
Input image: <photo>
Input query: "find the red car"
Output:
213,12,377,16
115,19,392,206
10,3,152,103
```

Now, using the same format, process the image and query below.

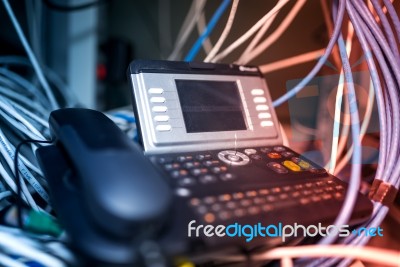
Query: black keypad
189,179,346,223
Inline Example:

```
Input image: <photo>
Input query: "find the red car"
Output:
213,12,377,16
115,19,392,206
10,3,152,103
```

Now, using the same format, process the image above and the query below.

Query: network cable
196,10,214,55
2,0,59,110
168,0,207,60
237,0,307,65
204,0,240,62
210,0,290,63
184,0,231,61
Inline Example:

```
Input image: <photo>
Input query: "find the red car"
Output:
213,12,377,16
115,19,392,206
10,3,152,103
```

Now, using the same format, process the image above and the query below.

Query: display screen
176,80,247,133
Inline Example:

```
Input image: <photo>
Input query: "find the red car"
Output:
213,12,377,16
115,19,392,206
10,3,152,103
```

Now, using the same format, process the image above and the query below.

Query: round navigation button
227,154,241,162
217,150,250,166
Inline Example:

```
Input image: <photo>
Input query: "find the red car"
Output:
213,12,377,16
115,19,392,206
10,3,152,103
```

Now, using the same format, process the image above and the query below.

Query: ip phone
36,60,373,266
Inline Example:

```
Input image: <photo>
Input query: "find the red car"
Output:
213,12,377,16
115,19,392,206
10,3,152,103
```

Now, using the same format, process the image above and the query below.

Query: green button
298,160,311,170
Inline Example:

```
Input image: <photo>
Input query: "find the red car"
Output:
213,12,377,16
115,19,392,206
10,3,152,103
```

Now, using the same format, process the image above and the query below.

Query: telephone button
218,150,250,166
273,146,286,152
220,173,236,181
256,105,269,111
227,154,241,162
156,125,171,132
267,152,281,159
254,97,267,103
199,174,217,184
258,112,271,119
267,162,288,174
154,115,169,122
251,89,264,95
148,88,164,94
250,154,262,160
260,147,271,153
298,160,311,170
244,148,257,155
282,160,301,172
150,97,166,103
152,106,167,113
281,151,294,157
260,121,274,127
178,177,196,187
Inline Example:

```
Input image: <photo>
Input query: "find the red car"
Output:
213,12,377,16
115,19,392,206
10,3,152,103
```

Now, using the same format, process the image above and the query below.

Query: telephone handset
36,108,171,265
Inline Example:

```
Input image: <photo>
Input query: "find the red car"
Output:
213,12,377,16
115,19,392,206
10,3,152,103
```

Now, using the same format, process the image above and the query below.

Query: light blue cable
272,0,346,107
2,0,59,110
184,0,231,61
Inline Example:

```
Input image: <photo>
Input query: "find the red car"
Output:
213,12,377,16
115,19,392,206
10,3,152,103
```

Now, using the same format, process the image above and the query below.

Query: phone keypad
189,180,345,223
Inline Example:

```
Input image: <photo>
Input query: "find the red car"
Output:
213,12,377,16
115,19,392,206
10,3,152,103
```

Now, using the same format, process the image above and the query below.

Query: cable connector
4,206,62,237
369,179,398,206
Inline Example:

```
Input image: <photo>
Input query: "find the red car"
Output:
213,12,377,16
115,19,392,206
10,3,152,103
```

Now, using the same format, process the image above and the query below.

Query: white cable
0,161,36,209
0,191,12,202
0,129,49,203
168,0,207,60
0,56,77,106
0,231,66,267
197,10,213,54
204,0,240,62
0,86,48,116
238,0,307,65
215,245,400,266
6,98,49,129
1,0,59,110
236,4,280,64
0,109,44,141
327,22,354,173
0,253,27,267
259,48,326,73
334,79,376,174
210,0,290,63
20,156,44,176
0,98,45,140
0,68,49,106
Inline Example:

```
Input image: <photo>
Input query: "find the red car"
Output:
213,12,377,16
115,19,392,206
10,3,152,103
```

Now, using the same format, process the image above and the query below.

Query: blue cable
272,0,345,107
184,0,231,62
112,113,136,123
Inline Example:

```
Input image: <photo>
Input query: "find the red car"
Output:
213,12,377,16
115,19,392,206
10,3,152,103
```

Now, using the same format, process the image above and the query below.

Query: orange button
283,160,301,172
267,152,281,159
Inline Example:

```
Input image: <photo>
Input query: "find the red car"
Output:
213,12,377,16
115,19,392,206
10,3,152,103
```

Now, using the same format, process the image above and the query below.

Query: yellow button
298,160,311,169
283,160,301,172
